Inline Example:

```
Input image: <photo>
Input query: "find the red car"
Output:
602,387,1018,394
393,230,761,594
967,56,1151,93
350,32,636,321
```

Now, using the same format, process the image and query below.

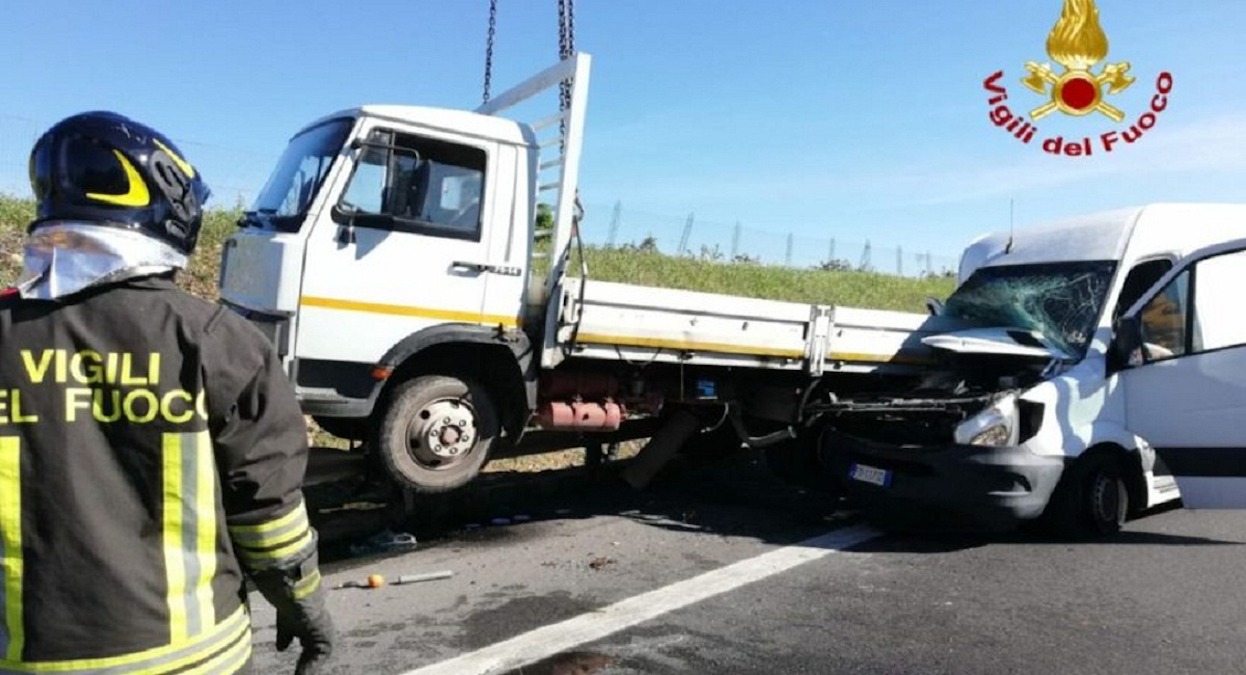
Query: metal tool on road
335,570,454,590
396,571,455,585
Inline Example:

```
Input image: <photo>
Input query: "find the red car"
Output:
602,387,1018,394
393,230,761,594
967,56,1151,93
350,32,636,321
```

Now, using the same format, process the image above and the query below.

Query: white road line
402,524,882,675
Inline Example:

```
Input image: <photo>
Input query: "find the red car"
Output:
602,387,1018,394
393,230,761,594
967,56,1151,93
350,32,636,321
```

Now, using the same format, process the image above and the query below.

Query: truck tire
372,374,499,494
1045,454,1128,539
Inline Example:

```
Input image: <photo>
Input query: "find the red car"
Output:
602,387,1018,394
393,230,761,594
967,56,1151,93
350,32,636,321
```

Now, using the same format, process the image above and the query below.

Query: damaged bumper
827,430,1066,530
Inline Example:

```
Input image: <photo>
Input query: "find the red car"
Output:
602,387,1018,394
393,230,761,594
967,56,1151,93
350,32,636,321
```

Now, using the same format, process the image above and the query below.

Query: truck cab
219,55,594,494
833,204,1246,535
221,106,537,415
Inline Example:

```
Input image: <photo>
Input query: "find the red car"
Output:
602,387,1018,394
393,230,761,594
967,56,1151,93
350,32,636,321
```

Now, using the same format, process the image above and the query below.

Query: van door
1119,240,1246,508
294,121,499,370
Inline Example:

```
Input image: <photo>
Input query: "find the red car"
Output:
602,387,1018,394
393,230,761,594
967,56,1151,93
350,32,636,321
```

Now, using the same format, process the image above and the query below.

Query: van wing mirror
1109,315,1145,373
925,297,944,316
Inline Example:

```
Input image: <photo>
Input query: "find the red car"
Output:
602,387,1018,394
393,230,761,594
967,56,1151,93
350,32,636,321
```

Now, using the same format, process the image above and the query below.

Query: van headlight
955,394,1019,447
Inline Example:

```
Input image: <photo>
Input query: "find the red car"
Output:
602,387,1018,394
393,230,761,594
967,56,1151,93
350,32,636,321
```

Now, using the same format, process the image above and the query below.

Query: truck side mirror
1108,315,1144,373
925,297,944,316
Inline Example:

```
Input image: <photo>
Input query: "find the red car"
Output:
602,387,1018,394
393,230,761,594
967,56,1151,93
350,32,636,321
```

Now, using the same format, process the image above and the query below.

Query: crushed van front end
816,345,1068,530
829,428,1065,531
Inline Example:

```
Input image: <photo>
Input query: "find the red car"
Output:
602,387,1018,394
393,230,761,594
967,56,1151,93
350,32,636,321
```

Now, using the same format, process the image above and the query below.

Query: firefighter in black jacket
0,111,336,673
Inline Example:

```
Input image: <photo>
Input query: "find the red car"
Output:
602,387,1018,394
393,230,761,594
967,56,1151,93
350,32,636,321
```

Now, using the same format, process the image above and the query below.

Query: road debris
317,500,388,514
335,570,454,590
395,570,455,585
588,556,615,571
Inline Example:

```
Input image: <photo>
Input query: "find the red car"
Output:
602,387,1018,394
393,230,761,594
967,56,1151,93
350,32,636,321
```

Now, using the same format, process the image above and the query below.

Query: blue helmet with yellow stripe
28,111,212,255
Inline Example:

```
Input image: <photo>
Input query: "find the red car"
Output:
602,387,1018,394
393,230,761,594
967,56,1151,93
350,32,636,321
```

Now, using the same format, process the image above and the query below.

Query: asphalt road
246,450,1246,675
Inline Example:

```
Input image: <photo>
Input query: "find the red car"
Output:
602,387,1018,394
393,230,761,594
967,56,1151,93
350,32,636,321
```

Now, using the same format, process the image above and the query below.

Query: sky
2,0,1245,272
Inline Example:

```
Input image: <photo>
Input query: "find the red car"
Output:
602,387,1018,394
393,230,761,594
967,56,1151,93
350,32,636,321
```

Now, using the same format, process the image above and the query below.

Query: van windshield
941,260,1117,359
248,118,353,230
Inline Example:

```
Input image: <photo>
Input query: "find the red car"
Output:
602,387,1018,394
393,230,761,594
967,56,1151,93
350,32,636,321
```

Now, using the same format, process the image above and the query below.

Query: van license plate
849,463,891,487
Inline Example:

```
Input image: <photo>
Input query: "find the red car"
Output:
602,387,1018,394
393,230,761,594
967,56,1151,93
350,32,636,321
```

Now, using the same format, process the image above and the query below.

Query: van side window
1188,249,1246,353
339,128,487,241
1138,270,1189,361
1137,249,1246,361
1113,258,1173,321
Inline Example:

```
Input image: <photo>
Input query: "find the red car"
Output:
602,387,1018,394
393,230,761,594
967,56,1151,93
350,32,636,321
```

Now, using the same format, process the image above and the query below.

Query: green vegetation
567,244,954,312
2,195,956,310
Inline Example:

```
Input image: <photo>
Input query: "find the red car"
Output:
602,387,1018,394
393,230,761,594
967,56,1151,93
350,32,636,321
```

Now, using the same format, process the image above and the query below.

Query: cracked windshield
940,260,1117,358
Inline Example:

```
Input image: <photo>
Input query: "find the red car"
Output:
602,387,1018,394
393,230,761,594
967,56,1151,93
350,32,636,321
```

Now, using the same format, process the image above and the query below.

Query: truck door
1119,240,1246,508
294,122,501,366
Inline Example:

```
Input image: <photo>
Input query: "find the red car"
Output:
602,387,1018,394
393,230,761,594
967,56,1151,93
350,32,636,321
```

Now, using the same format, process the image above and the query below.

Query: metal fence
573,201,959,278
1,115,959,278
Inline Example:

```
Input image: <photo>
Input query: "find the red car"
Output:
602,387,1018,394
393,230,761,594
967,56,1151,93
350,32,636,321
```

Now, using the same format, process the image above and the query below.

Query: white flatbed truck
217,53,943,494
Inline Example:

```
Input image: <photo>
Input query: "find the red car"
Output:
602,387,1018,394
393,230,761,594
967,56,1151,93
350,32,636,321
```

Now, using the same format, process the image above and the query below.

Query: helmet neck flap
14,220,187,301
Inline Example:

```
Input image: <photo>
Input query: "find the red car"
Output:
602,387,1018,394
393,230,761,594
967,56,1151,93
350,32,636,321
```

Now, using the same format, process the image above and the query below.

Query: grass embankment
1,195,956,467
574,247,953,311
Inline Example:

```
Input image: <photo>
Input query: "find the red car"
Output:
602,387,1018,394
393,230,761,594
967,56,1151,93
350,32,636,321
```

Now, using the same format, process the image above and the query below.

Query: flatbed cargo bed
557,278,941,375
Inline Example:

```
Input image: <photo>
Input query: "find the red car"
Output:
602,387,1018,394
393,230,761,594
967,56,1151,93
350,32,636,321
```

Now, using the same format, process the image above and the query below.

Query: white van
829,203,1246,536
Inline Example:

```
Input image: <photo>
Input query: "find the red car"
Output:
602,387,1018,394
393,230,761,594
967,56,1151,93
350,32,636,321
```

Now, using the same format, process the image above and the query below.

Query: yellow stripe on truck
300,296,519,328
574,332,805,359
828,351,937,366
574,333,931,365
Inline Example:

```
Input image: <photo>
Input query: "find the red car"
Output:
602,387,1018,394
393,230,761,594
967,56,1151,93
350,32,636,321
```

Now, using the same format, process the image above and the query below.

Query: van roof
298,105,536,146
965,203,1246,272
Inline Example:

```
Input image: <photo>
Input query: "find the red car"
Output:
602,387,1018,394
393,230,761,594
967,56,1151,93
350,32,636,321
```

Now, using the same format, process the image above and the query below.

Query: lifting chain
558,0,585,266
557,0,575,115
482,0,499,105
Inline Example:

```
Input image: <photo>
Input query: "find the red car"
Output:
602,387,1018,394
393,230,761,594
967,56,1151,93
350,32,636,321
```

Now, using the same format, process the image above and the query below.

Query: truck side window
1188,249,1246,354
1112,258,1173,321
339,128,487,240
1138,270,1189,361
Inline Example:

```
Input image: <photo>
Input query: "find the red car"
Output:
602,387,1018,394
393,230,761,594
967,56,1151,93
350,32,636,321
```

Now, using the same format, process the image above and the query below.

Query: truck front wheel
373,374,499,494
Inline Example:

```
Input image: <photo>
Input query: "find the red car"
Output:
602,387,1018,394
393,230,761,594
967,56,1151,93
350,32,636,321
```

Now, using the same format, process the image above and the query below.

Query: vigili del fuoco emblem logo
983,0,1173,157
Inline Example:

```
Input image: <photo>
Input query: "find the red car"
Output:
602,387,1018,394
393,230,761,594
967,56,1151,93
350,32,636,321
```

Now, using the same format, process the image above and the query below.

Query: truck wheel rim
407,398,477,470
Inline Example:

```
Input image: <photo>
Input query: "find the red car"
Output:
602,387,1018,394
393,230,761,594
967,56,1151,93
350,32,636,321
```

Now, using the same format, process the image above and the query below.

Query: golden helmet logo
983,0,1173,157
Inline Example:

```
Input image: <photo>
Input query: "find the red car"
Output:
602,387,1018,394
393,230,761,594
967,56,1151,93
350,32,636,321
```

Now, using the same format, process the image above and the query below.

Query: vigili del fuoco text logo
983,0,1173,157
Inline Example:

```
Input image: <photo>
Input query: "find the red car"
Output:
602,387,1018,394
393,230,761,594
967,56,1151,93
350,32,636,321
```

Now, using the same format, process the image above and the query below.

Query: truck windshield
940,260,1117,359
249,118,353,230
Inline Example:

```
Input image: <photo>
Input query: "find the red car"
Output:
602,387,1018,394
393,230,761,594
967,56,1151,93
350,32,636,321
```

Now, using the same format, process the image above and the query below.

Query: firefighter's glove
252,546,337,674
273,587,334,675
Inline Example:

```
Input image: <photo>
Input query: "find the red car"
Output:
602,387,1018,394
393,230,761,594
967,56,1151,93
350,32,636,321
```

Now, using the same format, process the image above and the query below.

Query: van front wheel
373,375,498,494
1046,454,1128,538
